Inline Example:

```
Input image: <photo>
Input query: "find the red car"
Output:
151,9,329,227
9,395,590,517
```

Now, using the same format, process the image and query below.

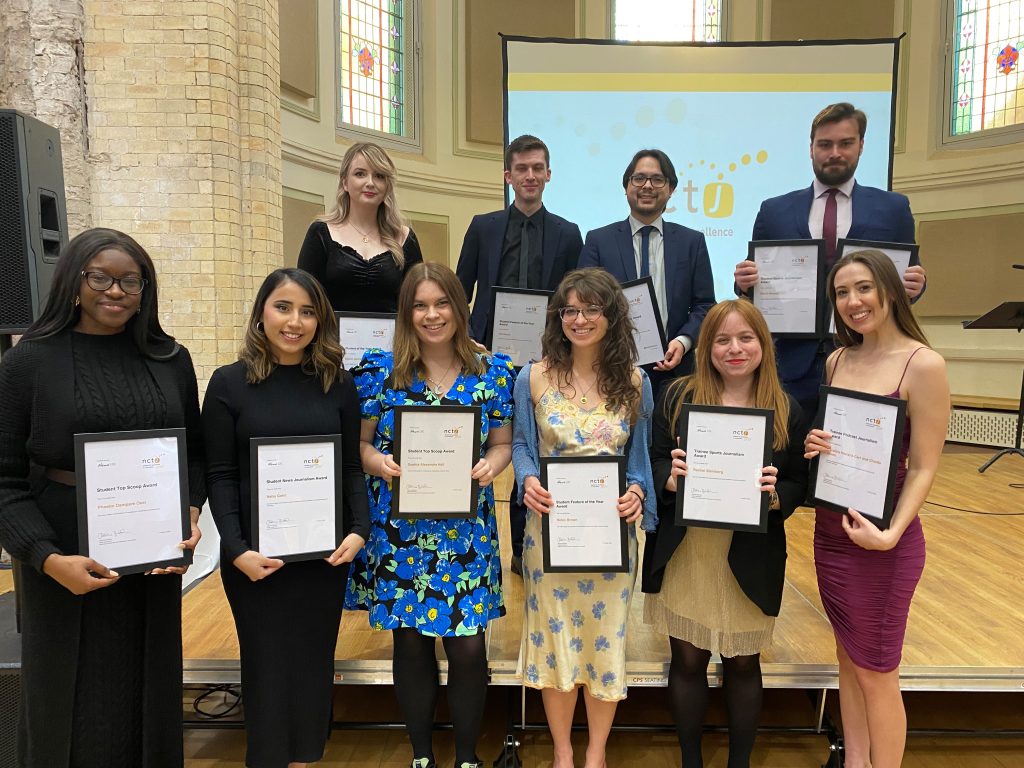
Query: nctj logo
303,456,322,466
442,427,462,438
140,456,162,466
664,149,771,226
731,429,751,440
864,417,883,429
589,477,607,488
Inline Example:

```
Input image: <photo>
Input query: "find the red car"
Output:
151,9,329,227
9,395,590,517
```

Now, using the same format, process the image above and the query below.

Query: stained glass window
614,0,724,43
338,0,415,140
949,0,1023,136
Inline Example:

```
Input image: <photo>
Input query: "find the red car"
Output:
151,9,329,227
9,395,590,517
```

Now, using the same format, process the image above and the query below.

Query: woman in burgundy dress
805,250,949,768
297,142,423,316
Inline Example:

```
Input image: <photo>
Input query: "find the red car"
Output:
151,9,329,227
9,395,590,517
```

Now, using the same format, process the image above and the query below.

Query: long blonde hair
321,142,407,267
390,263,485,388
666,300,790,451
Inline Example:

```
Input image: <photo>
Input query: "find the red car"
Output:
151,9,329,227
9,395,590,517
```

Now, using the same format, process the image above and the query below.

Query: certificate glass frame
485,286,551,368
808,386,908,529
675,404,774,533
74,427,192,576
249,434,344,563
621,277,668,367
336,311,396,370
748,239,826,338
540,456,628,573
392,405,482,519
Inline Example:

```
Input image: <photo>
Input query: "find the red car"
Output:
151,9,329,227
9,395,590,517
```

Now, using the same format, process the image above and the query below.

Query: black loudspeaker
0,109,68,334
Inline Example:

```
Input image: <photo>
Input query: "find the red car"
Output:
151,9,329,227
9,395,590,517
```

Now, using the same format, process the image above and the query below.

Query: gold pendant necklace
349,221,376,244
570,370,598,405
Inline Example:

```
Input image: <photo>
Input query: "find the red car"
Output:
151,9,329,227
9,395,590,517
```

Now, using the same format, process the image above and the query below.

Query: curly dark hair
540,268,640,418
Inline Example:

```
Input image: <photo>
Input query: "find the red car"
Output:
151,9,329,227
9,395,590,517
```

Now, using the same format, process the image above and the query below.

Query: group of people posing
0,101,948,768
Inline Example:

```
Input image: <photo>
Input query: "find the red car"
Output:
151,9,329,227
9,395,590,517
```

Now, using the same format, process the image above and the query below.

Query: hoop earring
255,321,264,333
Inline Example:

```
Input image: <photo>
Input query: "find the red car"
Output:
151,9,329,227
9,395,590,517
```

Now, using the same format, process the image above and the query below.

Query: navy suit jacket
751,181,920,404
579,219,716,344
457,206,583,343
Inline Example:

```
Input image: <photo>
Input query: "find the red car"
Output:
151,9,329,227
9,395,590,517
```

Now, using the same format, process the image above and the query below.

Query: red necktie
823,188,838,265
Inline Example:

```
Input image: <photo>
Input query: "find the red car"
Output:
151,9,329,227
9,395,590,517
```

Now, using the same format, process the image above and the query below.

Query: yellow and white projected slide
504,39,898,296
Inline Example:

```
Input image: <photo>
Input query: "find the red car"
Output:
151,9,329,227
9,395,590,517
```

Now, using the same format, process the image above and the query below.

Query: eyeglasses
629,173,668,189
81,271,147,295
558,305,604,321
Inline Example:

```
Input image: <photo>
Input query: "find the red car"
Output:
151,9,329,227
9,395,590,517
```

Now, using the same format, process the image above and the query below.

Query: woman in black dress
0,228,205,768
298,142,423,313
202,268,370,768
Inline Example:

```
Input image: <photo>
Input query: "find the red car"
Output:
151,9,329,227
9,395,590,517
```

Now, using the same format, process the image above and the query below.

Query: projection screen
503,38,900,298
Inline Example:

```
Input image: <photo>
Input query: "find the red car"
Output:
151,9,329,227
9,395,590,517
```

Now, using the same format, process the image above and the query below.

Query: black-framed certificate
748,239,826,337
74,428,191,575
336,312,396,370
486,287,550,368
622,277,668,367
393,405,482,518
675,405,774,533
540,456,628,573
808,386,908,529
249,434,343,562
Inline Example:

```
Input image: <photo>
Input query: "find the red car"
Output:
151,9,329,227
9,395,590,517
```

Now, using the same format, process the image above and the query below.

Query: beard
813,157,858,186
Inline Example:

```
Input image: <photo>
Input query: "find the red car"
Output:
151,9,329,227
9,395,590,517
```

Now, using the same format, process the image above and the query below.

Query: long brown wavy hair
239,268,344,392
827,249,929,349
541,268,640,419
666,299,790,451
320,142,407,267
391,262,485,388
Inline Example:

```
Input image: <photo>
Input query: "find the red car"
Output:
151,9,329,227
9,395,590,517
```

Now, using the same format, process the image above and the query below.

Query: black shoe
411,759,436,768
510,555,523,577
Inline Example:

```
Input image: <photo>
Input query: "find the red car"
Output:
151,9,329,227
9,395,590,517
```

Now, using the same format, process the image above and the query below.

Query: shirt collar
812,177,855,200
509,203,545,225
628,214,664,236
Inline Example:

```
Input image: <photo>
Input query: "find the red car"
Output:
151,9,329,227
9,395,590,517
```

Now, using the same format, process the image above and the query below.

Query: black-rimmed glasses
628,173,667,188
81,271,148,295
559,305,604,321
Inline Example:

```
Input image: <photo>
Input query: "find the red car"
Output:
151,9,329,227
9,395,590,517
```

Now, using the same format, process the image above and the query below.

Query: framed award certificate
486,287,551,368
808,386,908,529
392,405,482,518
621,277,668,367
74,428,192,575
675,405,774,533
748,239,826,337
540,456,628,573
336,312,396,370
249,434,343,562
827,241,918,335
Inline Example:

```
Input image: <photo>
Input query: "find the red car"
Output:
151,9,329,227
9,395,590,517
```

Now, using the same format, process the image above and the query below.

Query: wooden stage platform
181,446,1024,697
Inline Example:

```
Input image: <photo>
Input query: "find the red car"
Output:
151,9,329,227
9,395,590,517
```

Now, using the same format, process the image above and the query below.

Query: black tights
667,637,763,768
392,628,488,765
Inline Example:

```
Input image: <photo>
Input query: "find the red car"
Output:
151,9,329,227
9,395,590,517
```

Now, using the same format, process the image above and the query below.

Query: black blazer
641,388,809,617
456,206,583,343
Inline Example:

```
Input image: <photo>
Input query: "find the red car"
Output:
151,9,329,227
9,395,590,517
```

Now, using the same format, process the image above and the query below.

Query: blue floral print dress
521,387,639,701
345,349,516,637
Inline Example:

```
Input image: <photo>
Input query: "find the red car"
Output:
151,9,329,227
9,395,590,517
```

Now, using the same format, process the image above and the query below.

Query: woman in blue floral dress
346,262,515,768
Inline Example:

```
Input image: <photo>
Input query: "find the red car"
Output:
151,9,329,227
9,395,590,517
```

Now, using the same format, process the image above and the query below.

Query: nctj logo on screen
664,148,771,231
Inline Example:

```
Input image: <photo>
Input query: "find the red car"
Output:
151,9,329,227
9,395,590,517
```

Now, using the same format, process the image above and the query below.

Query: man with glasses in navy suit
579,148,716,391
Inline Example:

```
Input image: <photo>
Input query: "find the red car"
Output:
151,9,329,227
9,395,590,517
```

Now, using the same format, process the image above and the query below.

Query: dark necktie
823,188,838,265
639,225,653,277
518,219,530,288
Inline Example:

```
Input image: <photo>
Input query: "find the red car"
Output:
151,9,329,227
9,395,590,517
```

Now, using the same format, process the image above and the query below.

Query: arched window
337,0,420,148
613,0,725,42
944,0,1023,144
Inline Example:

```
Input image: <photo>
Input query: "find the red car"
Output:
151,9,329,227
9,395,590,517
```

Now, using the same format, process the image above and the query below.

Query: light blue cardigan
510,362,658,532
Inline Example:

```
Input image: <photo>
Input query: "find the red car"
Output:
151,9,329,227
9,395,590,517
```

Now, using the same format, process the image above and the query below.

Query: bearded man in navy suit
456,134,582,577
578,148,716,390
734,102,927,416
